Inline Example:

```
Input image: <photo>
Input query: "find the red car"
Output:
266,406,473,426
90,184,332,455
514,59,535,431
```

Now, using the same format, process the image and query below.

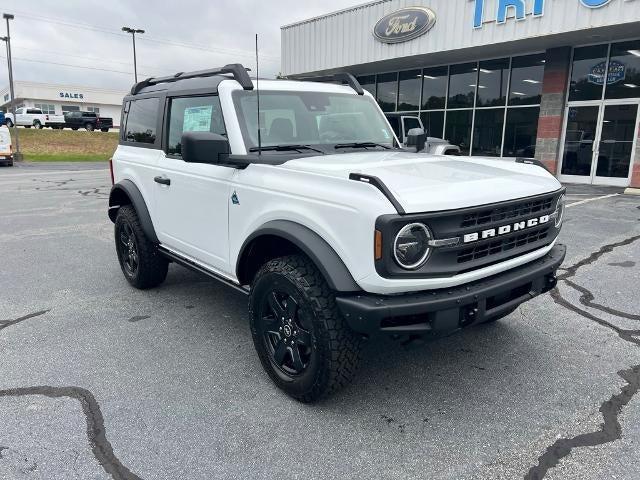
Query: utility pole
122,27,145,83
3,13,21,161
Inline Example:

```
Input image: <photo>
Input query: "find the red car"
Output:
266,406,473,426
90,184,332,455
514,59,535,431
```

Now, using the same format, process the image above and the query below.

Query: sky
0,0,364,92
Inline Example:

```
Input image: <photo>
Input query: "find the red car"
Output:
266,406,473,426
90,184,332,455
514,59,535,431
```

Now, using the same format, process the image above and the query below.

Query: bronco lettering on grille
462,214,551,244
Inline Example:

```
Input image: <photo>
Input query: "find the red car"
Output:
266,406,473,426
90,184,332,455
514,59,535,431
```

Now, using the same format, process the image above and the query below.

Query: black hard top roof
124,64,364,99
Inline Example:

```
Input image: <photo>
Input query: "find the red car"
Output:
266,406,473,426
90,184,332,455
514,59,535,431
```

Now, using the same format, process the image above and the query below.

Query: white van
0,125,13,166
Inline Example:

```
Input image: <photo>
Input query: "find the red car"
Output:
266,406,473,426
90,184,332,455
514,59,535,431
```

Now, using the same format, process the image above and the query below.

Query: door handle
154,176,171,186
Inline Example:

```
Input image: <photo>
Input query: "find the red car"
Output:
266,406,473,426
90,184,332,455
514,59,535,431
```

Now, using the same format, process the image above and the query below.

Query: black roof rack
130,63,253,95
290,72,364,95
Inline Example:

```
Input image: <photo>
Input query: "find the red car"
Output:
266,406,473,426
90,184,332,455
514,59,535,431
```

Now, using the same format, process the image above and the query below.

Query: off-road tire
114,205,168,289
249,254,363,402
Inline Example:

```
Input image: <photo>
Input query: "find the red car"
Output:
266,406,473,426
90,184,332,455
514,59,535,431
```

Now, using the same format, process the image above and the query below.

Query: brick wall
534,47,572,174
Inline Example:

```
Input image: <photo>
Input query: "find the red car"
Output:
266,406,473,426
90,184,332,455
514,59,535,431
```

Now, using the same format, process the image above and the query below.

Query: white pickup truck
5,107,66,129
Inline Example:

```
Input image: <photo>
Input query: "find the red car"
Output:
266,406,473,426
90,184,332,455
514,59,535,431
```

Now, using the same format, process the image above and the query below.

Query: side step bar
158,246,249,295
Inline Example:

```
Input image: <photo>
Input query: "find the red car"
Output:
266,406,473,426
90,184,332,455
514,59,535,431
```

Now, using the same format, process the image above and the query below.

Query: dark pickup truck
64,111,113,132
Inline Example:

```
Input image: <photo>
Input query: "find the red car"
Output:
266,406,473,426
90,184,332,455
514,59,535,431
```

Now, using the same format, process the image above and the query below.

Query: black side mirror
181,131,230,164
406,127,427,153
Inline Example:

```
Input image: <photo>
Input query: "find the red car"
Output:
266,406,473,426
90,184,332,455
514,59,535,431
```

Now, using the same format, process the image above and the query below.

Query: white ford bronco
108,64,566,402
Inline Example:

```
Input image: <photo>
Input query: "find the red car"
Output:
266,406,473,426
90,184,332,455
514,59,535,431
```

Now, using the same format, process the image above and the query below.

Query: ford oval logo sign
373,7,436,44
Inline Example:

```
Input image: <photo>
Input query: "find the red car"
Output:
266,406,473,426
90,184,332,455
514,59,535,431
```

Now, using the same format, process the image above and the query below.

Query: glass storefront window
509,54,545,106
421,66,448,110
376,72,398,112
420,110,444,138
448,63,477,109
357,75,376,98
472,108,505,156
477,58,509,107
398,70,422,111
568,45,609,102
445,110,472,154
605,40,640,99
503,107,540,158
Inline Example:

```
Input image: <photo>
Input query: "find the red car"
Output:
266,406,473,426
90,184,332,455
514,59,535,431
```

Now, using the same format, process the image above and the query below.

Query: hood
280,151,561,214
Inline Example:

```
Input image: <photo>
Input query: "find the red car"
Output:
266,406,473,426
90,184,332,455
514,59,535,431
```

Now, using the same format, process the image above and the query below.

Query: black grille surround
374,188,565,279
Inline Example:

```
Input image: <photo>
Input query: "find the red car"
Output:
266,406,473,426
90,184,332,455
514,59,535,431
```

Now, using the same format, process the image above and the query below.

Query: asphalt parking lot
1,162,639,480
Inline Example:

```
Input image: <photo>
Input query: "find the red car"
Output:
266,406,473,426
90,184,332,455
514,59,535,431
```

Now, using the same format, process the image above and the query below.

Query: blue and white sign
588,60,626,85
472,0,615,28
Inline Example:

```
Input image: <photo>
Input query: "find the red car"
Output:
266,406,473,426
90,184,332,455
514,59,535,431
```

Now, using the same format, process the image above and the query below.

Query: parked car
64,111,113,132
0,125,13,166
5,107,48,129
385,113,460,155
3,107,64,129
44,113,66,129
108,64,566,402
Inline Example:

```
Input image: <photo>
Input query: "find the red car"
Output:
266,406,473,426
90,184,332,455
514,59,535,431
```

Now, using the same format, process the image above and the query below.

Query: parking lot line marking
0,168,108,178
566,193,619,209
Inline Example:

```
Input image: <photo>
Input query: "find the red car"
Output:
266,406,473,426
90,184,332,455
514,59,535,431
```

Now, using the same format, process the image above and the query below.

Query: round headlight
393,223,432,270
555,194,565,227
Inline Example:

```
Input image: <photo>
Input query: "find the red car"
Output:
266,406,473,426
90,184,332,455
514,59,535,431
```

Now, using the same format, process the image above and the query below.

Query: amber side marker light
374,230,383,260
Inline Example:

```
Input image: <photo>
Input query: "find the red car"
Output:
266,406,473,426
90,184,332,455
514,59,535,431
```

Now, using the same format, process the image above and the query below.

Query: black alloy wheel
249,254,363,402
259,289,314,376
118,221,139,277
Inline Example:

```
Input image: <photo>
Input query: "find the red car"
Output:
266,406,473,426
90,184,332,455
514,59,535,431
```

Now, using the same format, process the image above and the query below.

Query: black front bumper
336,244,566,336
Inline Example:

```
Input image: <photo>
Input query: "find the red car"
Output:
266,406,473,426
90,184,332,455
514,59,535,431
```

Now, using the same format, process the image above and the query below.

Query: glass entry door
560,102,639,186
594,104,638,184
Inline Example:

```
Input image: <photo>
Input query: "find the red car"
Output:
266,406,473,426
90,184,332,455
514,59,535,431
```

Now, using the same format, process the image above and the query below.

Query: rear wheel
33,120,43,129
5,119,13,128
100,128,109,132
249,254,362,402
114,205,168,289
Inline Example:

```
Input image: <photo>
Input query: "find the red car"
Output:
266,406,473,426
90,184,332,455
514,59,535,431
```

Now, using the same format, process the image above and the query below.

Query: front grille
457,227,550,264
460,197,554,229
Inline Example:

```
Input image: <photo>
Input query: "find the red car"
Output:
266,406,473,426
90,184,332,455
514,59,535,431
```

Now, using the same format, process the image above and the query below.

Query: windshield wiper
334,142,391,150
249,144,325,154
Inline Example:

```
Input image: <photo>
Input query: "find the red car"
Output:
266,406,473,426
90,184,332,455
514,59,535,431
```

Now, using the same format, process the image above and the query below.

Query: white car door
154,94,235,275
15,108,28,125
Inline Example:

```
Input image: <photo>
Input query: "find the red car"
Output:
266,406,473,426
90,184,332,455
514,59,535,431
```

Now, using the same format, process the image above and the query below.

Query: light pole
122,27,144,83
2,13,21,161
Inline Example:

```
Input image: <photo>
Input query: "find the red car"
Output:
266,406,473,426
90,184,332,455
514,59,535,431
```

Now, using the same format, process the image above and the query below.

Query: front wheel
249,254,362,402
5,119,13,128
114,205,168,289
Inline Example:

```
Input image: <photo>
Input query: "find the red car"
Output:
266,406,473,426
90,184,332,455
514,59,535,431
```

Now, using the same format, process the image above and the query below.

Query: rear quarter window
124,97,159,144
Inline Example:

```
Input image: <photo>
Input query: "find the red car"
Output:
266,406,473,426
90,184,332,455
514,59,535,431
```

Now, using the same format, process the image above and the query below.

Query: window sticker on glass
184,106,212,132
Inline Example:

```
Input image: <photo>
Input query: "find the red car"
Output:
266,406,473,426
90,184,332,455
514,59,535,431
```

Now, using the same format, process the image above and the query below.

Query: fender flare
108,179,159,244
237,220,361,293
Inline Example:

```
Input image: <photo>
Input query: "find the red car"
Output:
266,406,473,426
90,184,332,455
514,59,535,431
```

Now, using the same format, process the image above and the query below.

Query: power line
0,55,160,77
10,10,279,61
13,45,159,70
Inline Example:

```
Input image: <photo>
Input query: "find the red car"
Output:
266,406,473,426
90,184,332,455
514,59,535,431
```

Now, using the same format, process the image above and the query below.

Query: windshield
232,90,396,152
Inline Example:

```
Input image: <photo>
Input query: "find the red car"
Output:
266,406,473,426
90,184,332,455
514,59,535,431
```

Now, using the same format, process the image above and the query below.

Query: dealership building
0,81,126,127
281,0,640,190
